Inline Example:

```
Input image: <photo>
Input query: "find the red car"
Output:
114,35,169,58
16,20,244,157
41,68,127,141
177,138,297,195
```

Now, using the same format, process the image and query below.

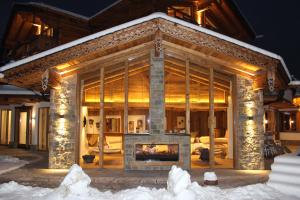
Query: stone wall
236,76,264,170
149,50,165,134
49,74,77,169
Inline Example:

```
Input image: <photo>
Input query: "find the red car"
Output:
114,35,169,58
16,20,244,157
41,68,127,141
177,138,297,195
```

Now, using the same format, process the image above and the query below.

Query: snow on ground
268,152,300,198
0,156,29,175
0,164,299,200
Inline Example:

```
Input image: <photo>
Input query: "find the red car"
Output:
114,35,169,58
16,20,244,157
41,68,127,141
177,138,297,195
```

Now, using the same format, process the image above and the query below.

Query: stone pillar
149,49,165,134
49,74,78,169
236,76,264,170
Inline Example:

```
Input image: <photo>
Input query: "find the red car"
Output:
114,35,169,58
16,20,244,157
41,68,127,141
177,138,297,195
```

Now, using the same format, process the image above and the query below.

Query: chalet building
0,0,296,170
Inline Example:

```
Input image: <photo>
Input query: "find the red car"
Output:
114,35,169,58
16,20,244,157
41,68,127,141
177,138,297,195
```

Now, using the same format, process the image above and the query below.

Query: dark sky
0,0,300,79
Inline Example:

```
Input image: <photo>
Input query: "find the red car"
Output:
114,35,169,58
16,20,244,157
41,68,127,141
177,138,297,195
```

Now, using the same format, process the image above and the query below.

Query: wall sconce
56,113,65,118
264,120,268,124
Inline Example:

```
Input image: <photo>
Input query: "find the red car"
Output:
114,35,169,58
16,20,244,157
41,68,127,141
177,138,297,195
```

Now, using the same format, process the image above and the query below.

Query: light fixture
293,86,300,106
264,120,268,124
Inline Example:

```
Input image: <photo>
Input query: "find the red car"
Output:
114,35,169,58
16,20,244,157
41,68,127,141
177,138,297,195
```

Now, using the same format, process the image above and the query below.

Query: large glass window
164,61,186,133
0,109,11,145
80,61,150,169
128,63,150,134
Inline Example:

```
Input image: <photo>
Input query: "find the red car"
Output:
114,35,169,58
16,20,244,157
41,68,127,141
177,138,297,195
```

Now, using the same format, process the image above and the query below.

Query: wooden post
99,67,105,168
209,67,215,168
124,60,129,134
185,58,190,135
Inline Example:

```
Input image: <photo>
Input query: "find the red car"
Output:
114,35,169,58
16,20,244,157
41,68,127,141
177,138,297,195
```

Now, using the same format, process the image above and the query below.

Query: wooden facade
1,0,255,64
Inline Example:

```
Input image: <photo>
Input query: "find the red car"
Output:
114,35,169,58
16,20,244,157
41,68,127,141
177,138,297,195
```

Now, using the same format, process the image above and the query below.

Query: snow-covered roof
289,81,300,86
0,12,292,81
24,2,89,20
0,84,40,95
89,0,122,19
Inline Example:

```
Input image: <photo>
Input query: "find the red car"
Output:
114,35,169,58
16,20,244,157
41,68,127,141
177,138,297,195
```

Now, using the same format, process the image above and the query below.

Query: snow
0,12,291,81
0,156,29,175
0,164,299,200
204,172,218,181
267,153,300,198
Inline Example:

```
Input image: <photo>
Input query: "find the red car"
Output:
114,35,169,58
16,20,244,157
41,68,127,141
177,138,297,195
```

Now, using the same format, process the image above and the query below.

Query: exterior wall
49,74,78,169
236,76,264,170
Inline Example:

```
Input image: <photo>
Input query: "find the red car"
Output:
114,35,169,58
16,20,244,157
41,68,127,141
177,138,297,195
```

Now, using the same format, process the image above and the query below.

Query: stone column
149,49,165,134
235,76,264,170
49,74,77,169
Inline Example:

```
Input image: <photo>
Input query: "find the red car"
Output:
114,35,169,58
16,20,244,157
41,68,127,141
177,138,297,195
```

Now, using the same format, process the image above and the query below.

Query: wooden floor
191,155,233,169
80,153,124,169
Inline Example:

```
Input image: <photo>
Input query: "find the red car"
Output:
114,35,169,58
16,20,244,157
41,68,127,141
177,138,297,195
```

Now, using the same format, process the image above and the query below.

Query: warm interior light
293,97,300,106
264,120,268,124
32,23,41,35
84,97,225,103
55,63,71,70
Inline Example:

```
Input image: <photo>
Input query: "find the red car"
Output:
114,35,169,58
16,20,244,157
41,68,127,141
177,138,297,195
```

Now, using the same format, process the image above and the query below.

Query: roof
0,12,292,81
24,2,89,20
0,84,40,95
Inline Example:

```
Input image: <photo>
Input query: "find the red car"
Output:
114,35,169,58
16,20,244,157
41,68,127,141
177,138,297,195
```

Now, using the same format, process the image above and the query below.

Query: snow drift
0,164,298,200
267,152,300,198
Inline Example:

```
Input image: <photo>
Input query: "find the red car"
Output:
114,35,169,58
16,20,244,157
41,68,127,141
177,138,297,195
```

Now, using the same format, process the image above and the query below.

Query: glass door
15,107,31,148
0,109,12,145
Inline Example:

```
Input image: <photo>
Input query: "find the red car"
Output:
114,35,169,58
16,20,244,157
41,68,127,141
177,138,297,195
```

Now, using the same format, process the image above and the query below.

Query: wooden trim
75,75,81,164
99,67,105,168
232,75,238,169
209,67,215,168
185,58,190,135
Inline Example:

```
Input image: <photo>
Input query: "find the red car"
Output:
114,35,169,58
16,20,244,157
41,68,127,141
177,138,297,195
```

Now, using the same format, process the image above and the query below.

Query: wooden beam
185,58,190,135
209,67,215,168
99,67,104,168
163,41,257,78
165,61,230,90
124,60,129,135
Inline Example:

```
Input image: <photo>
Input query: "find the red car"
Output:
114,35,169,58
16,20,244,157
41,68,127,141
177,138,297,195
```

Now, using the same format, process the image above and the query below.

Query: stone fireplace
124,46,190,170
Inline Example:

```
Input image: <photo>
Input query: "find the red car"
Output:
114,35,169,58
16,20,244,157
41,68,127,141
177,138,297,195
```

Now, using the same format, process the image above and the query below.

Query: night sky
0,0,299,79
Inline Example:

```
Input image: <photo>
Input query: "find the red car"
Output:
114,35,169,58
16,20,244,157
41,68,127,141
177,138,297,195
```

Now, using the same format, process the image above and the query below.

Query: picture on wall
129,121,135,133
176,116,185,129
137,120,143,133
128,115,146,133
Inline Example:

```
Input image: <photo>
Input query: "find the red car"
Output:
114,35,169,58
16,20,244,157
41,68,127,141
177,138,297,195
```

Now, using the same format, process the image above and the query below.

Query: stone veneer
49,74,77,169
236,76,264,170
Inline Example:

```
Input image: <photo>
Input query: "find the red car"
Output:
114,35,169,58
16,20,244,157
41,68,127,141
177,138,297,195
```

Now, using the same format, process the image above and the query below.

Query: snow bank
267,153,300,198
0,164,298,200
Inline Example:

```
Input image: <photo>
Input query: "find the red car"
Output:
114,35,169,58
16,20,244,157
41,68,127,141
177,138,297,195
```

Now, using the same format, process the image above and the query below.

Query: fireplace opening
135,144,179,161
